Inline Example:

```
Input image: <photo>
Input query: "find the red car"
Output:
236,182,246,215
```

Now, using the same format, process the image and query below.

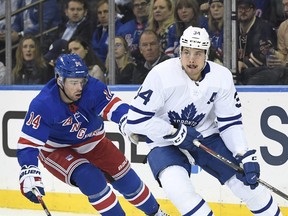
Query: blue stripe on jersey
127,116,153,124
129,105,155,116
251,196,273,214
218,121,242,132
183,199,206,216
217,113,242,122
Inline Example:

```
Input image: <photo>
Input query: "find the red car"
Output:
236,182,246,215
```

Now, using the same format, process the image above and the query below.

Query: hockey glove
19,165,45,203
164,124,203,152
119,115,139,145
235,150,260,189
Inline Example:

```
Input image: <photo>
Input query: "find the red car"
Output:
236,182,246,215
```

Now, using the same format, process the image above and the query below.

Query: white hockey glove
235,150,260,189
119,115,139,145
164,124,203,151
19,165,45,203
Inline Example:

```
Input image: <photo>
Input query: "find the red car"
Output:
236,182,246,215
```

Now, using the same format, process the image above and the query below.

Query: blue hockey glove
19,165,45,203
235,150,260,189
164,124,203,151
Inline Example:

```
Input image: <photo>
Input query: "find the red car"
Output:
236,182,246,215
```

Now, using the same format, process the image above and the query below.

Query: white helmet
179,26,211,60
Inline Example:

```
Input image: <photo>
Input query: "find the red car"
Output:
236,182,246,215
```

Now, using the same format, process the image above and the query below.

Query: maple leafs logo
168,103,205,127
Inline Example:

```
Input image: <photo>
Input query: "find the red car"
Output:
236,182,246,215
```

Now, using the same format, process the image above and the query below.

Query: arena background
0,85,287,216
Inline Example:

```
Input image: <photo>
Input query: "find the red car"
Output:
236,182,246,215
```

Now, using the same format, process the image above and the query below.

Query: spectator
0,0,18,30
68,36,106,83
44,39,68,67
165,0,204,57
106,36,136,84
202,0,224,64
197,0,209,16
54,0,94,44
13,35,53,84
116,0,135,23
146,0,175,52
117,0,150,61
10,0,61,44
132,29,170,84
246,0,285,29
241,0,288,85
91,0,123,64
44,39,68,77
237,0,277,74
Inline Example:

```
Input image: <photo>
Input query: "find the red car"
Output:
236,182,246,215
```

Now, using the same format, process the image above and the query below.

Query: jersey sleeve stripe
217,113,242,122
130,105,155,116
102,97,121,120
127,116,153,125
218,121,242,132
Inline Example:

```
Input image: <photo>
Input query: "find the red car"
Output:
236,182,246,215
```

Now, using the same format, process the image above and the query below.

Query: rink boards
0,85,287,216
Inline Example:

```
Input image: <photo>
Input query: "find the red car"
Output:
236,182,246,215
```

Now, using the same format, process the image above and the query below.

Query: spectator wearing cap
241,0,288,85
44,39,68,67
202,0,224,64
237,0,287,85
44,39,68,78
244,0,288,85
237,0,277,73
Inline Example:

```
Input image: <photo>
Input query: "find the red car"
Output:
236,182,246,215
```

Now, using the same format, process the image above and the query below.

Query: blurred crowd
0,0,287,85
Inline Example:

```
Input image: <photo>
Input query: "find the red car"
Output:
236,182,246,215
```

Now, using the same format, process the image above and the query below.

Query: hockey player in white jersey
124,26,283,215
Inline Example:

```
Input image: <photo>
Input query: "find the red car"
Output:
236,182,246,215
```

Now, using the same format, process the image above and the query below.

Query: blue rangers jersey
126,58,249,156
17,77,129,166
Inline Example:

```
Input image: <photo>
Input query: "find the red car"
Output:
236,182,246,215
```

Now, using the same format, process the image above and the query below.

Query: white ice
0,208,98,216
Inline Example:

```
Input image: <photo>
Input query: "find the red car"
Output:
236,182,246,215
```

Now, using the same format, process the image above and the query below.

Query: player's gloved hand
164,124,203,151
19,165,45,203
235,150,260,189
119,115,139,145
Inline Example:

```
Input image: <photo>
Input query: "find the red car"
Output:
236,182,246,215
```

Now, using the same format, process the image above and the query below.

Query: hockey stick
32,188,52,216
193,140,288,201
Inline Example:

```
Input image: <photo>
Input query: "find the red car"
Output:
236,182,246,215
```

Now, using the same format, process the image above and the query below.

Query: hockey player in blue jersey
17,53,168,216
125,26,283,215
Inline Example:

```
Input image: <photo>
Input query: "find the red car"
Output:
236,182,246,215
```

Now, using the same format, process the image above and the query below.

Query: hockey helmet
179,26,211,60
55,53,88,79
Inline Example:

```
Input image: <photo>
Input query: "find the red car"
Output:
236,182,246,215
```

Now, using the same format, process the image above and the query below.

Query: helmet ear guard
179,26,211,60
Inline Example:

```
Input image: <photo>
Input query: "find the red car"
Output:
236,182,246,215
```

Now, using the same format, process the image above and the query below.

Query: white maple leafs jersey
126,58,249,156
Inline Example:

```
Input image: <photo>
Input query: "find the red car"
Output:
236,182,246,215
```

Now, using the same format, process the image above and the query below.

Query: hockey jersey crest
126,58,248,154
17,77,129,166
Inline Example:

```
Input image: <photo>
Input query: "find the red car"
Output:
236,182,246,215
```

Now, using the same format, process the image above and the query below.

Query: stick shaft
32,188,52,216
193,140,288,200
